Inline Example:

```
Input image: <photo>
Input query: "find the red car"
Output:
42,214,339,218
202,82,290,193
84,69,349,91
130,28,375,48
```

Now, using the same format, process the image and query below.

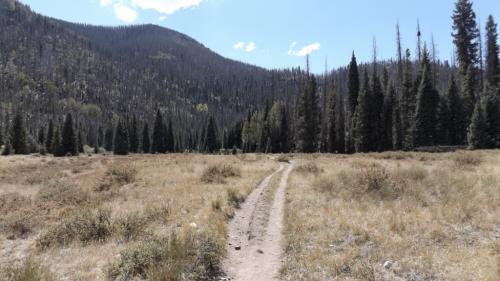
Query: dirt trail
223,161,294,281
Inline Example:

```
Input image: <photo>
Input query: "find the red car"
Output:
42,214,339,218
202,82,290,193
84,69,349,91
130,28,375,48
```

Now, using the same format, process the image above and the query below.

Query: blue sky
19,0,500,73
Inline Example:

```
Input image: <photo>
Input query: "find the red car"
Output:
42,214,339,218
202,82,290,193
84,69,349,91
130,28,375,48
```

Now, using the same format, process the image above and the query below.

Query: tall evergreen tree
204,116,218,153
381,83,395,150
436,94,451,145
52,126,64,157
129,115,139,153
38,127,45,146
114,119,130,155
346,53,360,153
10,112,28,155
0,122,3,146
77,129,84,153
326,80,337,153
296,75,320,153
467,100,489,149
165,119,175,152
447,75,466,145
482,85,500,147
371,66,384,151
400,49,414,150
104,126,114,152
485,15,500,87
61,113,78,156
142,123,151,153
45,120,54,153
279,106,289,153
462,65,477,125
414,64,440,147
452,0,479,76
354,70,373,153
152,109,166,153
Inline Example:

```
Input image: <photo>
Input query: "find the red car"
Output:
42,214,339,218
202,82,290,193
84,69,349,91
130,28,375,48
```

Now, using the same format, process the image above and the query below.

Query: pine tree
400,49,414,150
45,120,54,153
381,83,395,150
485,15,500,87
142,123,151,153
152,110,166,153
452,0,479,76
447,75,466,145
346,53,360,153
38,127,45,146
414,64,440,147
104,126,114,152
61,113,78,156
296,74,320,153
129,115,139,153
165,119,175,152
52,126,64,157
114,119,130,155
482,85,500,147
354,70,373,153
10,112,28,155
467,100,489,149
204,116,218,153
462,65,477,125
371,67,384,151
0,122,3,146
326,80,337,153
279,106,289,153
436,94,451,145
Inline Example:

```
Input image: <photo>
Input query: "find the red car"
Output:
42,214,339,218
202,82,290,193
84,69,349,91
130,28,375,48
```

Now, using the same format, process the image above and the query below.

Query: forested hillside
0,0,498,155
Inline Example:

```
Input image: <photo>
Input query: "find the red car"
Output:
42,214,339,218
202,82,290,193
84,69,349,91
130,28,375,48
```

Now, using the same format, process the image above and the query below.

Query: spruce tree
61,113,78,156
482,85,500,147
400,49,414,150
38,127,45,146
166,119,175,152
45,120,54,154
436,94,451,145
52,126,64,157
485,15,500,87
129,115,139,153
381,83,395,150
447,75,466,145
142,123,151,153
152,109,165,153
296,75,320,153
279,106,289,153
10,112,28,155
371,67,384,151
326,81,337,153
354,70,372,153
462,65,477,125
452,0,479,76
104,127,114,152
414,64,440,147
346,53,360,153
114,119,130,155
0,122,3,146
467,100,489,149
204,116,218,153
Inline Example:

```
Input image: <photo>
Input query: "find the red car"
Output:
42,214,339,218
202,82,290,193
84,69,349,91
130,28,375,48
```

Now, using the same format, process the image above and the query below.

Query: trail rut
222,161,294,281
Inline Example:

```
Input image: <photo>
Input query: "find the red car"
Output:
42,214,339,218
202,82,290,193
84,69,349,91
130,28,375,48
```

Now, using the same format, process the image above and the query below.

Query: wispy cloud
97,0,204,22
288,42,321,57
113,4,138,23
131,0,204,15
234,41,256,53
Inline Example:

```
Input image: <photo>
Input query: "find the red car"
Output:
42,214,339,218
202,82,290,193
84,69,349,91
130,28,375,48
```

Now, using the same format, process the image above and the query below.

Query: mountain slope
0,0,302,144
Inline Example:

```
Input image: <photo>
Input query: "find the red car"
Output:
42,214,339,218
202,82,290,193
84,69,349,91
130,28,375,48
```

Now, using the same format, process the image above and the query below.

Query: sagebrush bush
108,232,224,281
295,162,323,174
4,215,32,239
113,212,147,242
0,193,30,214
1,257,55,281
200,164,240,184
37,208,112,248
226,188,244,209
452,152,483,168
95,164,138,191
36,182,90,206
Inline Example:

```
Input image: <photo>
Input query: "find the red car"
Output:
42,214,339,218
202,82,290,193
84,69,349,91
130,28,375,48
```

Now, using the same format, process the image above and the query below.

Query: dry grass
0,154,275,280
283,151,500,281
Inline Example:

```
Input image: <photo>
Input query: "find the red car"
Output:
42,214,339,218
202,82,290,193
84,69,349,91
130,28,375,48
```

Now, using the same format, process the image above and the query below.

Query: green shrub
200,165,240,184
108,232,224,281
37,208,112,248
1,257,55,281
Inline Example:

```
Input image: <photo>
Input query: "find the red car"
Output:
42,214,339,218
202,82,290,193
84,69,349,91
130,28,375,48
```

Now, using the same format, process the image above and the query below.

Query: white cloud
234,42,256,53
131,0,204,15
245,42,256,52
158,15,167,20
233,42,245,50
288,42,321,57
99,0,113,7
114,4,138,23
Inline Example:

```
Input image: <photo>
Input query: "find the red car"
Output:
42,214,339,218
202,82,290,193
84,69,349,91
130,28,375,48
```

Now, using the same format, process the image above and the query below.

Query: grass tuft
200,164,240,184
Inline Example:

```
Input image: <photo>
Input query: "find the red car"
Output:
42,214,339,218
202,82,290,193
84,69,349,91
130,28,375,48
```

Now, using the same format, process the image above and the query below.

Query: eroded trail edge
223,161,294,281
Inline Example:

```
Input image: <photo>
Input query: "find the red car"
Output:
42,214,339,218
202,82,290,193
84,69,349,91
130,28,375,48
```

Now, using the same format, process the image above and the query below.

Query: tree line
0,0,499,156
